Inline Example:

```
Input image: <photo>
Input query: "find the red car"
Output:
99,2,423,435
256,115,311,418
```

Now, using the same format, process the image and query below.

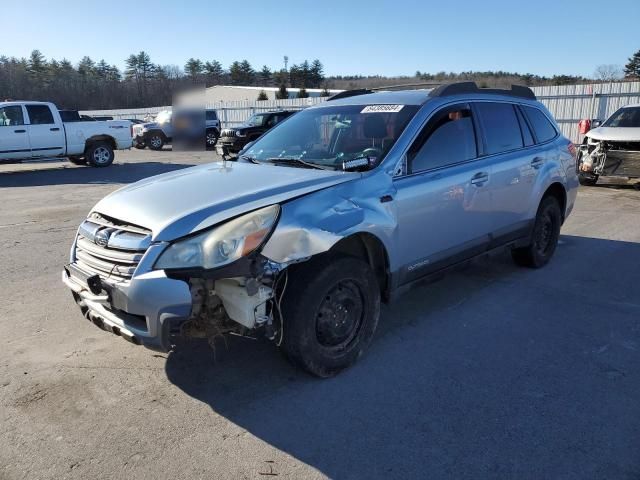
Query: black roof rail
428,82,536,100
326,89,373,101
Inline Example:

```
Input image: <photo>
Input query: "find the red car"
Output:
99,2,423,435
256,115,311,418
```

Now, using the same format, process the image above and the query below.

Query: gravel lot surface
1,149,639,479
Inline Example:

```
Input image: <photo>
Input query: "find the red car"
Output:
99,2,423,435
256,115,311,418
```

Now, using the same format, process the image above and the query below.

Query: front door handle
50,127,60,131
470,172,489,186
14,129,26,133
531,157,545,169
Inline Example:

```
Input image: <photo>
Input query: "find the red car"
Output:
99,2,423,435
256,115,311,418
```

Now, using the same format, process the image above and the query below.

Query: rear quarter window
523,106,557,143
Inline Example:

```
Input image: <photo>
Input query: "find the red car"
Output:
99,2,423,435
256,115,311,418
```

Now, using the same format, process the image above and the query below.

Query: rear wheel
511,195,562,268
85,142,114,167
279,255,380,377
134,142,146,149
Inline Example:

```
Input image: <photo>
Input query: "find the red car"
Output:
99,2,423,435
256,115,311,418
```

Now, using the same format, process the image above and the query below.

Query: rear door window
409,104,478,173
26,105,55,125
474,102,523,154
522,106,557,143
206,110,217,121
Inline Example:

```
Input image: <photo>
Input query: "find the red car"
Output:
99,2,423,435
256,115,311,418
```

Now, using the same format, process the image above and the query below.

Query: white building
202,85,343,103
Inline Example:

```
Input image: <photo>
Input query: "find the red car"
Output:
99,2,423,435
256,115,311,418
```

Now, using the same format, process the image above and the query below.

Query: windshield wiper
265,157,334,170
240,154,261,164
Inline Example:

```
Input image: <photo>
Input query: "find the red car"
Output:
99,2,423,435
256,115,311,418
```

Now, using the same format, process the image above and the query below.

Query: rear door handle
531,157,545,169
470,172,489,186
14,129,26,133
50,127,60,131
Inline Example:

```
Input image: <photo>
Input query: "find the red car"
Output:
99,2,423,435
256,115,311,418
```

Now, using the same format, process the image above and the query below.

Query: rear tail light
568,142,577,159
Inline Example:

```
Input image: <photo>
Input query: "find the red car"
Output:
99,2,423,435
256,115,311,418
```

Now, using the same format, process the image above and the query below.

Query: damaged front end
580,138,640,178
177,255,287,347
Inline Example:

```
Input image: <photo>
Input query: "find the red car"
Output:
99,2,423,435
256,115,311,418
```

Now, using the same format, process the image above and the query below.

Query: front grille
220,129,236,138
74,213,151,282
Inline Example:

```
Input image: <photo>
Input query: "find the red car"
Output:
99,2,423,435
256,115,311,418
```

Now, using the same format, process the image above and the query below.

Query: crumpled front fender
261,170,398,265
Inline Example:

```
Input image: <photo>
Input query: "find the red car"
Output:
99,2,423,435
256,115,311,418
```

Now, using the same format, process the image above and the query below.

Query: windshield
155,110,172,124
603,107,640,128
243,104,419,169
244,114,267,127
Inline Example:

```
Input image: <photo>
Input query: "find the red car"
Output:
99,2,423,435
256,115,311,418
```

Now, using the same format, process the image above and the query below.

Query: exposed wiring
275,269,288,347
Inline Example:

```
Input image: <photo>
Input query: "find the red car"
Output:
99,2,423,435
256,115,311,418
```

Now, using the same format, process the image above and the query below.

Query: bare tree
594,64,623,81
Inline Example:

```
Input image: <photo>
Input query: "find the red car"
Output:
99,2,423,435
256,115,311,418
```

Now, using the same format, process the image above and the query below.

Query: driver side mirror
591,119,603,128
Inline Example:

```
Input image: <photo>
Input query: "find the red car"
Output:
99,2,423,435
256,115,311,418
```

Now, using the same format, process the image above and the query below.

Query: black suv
217,110,296,156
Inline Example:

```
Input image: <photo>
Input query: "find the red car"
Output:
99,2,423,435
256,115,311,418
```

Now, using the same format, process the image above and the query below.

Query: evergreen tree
624,49,640,78
310,59,324,88
275,84,289,99
297,87,309,98
204,60,224,84
184,58,204,79
260,65,271,86
229,61,243,84
257,90,268,101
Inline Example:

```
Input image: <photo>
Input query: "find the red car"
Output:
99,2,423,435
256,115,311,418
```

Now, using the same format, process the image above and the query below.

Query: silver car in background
62,82,579,377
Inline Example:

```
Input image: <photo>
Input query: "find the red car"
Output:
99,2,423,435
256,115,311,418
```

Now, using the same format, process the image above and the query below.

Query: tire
205,129,218,149
578,173,599,186
511,195,562,268
279,254,381,378
68,156,86,165
134,142,146,150
147,133,164,150
85,142,114,167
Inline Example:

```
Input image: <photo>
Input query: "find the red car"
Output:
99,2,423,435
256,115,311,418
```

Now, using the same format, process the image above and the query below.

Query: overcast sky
3,0,639,78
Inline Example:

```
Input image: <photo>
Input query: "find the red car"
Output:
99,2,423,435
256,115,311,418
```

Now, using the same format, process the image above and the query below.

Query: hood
586,126,640,142
92,161,359,241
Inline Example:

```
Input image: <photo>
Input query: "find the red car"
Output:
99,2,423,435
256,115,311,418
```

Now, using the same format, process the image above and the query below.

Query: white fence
82,81,640,143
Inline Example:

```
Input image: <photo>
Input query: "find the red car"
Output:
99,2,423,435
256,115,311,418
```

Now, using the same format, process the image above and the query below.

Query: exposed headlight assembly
236,130,246,137
155,205,279,270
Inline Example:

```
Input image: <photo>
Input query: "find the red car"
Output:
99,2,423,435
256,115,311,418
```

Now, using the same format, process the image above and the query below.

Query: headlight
236,130,246,137
155,205,279,270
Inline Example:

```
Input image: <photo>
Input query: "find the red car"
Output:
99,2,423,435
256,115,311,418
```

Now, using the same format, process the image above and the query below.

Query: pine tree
257,90,268,101
297,87,309,99
204,60,224,84
184,58,204,79
624,49,640,78
275,84,289,99
260,65,271,86
310,59,324,88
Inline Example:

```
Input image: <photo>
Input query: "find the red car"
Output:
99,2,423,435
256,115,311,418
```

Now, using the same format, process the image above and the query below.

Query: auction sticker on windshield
361,105,404,113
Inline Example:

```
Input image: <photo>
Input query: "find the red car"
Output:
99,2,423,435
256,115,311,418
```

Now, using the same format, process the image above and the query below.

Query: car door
24,104,65,157
473,101,538,242
0,105,31,160
393,103,494,285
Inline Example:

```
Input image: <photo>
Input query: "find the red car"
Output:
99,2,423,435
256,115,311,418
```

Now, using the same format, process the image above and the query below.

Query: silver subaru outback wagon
62,82,579,377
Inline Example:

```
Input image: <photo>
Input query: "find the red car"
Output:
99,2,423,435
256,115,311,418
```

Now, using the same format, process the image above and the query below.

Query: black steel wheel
512,195,562,268
280,254,380,377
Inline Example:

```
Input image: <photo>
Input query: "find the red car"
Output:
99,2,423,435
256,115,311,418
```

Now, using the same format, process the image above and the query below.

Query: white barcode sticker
361,105,404,113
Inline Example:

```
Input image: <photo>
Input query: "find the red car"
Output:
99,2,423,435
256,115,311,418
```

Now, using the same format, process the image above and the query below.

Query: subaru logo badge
94,229,110,247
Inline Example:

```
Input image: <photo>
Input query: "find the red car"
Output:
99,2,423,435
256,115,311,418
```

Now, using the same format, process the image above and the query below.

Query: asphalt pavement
1,149,639,479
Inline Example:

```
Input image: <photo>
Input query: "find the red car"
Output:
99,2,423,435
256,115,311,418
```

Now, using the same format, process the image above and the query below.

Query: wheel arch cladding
329,233,391,301
543,182,567,222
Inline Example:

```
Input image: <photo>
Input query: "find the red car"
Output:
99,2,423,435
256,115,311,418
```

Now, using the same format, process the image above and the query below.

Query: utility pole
284,55,289,72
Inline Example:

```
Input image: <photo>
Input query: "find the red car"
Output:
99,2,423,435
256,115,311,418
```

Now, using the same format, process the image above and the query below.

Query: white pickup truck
0,101,132,167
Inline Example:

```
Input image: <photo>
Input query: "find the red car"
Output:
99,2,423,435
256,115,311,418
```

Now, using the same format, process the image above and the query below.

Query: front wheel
147,133,164,150
578,173,599,186
511,195,562,268
279,255,380,377
205,130,218,149
85,142,114,167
